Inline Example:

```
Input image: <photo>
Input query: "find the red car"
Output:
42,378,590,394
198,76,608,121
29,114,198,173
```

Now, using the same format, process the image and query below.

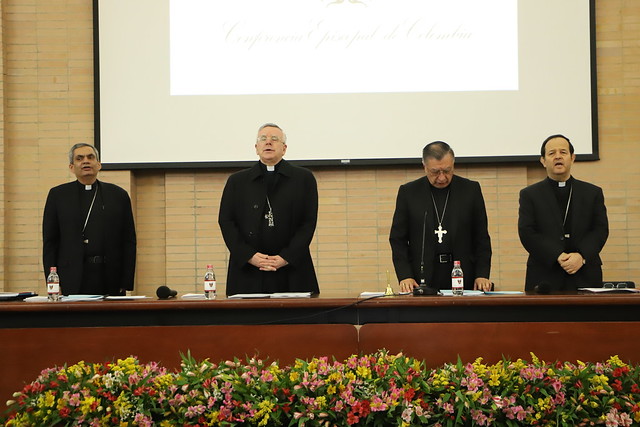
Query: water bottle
204,264,216,299
451,260,464,296
47,267,61,302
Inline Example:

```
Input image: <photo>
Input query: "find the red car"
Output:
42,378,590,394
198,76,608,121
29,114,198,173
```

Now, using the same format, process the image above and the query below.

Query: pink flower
606,408,633,427
520,366,545,380
471,409,489,425
133,413,153,427
461,373,484,392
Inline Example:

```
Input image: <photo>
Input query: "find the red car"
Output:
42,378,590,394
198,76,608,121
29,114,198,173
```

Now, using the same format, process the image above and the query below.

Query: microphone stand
414,210,439,296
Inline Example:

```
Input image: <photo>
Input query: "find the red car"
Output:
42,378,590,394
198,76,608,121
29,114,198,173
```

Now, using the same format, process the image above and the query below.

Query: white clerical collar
558,181,566,188
266,165,275,172
85,184,92,190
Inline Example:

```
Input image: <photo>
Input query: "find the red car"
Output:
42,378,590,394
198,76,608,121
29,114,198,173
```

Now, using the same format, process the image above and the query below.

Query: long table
2,292,640,405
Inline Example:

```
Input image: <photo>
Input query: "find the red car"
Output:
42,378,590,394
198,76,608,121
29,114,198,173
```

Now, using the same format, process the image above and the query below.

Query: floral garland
1,350,639,426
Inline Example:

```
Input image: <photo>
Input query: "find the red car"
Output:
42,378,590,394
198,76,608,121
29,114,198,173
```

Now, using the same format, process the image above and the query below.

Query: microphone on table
156,285,178,299
534,281,551,294
413,210,440,296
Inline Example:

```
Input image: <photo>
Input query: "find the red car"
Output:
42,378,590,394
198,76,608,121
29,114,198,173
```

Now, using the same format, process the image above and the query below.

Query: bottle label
451,277,463,288
47,282,60,294
204,280,216,292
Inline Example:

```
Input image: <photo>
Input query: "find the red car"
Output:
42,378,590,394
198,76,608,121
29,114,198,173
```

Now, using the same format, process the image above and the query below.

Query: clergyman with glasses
218,123,319,296
389,141,493,293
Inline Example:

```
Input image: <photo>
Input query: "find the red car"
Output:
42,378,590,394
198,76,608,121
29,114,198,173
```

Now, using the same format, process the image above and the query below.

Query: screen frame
92,0,599,171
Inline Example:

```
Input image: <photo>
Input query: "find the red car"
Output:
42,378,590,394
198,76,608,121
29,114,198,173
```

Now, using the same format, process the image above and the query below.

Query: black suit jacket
42,180,137,295
389,175,492,289
518,177,608,290
218,160,319,296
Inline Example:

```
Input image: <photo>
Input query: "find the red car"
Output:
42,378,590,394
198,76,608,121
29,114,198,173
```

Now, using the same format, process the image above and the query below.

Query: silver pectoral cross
265,210,275,227
434,224,447,243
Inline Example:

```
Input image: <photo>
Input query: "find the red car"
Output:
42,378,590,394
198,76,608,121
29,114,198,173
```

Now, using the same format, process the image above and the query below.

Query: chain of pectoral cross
431,191,450,244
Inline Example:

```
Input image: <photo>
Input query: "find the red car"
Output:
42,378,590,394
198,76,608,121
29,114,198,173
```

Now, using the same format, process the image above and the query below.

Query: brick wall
1,0,638,296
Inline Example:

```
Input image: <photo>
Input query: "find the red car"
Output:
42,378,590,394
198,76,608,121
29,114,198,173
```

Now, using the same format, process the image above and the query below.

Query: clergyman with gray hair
219,123,319,296
42,143,136,296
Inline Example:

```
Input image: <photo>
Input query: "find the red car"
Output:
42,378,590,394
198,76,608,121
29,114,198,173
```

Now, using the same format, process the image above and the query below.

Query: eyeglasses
257,136,284,143
426,168,453,177
603,282,632,289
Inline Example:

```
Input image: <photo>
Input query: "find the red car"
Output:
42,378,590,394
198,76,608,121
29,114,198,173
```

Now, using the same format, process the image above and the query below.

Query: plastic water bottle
204,264,216,299
451,260,464,296
47,267,61,302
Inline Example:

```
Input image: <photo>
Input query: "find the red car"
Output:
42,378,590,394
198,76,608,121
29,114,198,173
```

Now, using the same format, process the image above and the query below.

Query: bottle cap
50,266,57,272
206,264,213,269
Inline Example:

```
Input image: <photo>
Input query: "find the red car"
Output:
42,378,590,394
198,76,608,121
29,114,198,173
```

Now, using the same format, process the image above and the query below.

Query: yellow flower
588,374,609,391
154,374,175,389
111,357,140,376
537,397,552,412
307,361,318,373
208,411,220,424
431,371,450,387
251,400,275,427
607,355,628,368
316,396,327,408
328,372,342,383
57,398,68,410
488,372,501,387
356,366,372,379
63,360,88,379
113,393,133,418
472,360,488,376
81,396,99,416
530,353,540,365
269,363,281,375
43,391,56,408
289,371,299,382
327,385,337,395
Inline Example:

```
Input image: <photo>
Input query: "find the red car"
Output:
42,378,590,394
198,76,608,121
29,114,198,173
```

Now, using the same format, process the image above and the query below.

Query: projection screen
94,0,597,168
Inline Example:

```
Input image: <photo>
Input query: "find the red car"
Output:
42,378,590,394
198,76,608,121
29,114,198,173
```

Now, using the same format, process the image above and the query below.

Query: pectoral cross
265,210,275,227
434,225,447,243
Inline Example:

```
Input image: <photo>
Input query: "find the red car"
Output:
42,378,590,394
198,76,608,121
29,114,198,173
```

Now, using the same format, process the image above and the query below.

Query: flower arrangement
2,350,639,426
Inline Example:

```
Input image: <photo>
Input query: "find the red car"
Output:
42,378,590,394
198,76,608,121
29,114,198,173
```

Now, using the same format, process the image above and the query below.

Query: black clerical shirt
77,181,106,294
546,176,575,252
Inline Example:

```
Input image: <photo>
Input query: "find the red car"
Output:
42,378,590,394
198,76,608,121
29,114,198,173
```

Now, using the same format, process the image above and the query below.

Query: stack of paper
359,291,386,297
63,295,105,302
227,292,311,299
271,292,312,298
0,292,37,301
439,290,484,296
181,293,208,300
23,294,105,302
579,288,640,294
